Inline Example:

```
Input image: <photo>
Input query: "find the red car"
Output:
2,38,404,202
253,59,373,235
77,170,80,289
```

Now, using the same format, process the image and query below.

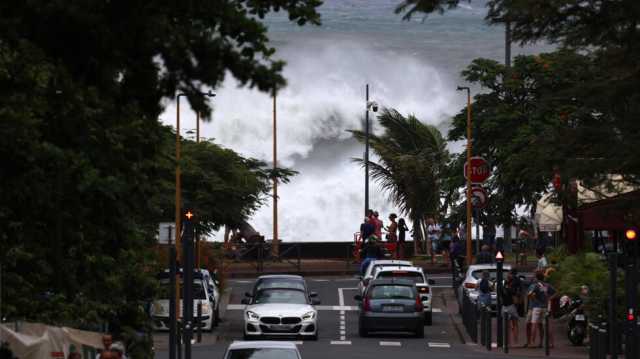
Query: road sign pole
496,251,504,348
608,251,618,359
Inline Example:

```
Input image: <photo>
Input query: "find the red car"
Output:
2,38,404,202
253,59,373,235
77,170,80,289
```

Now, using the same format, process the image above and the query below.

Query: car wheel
415,325,424,338
424,311,433,326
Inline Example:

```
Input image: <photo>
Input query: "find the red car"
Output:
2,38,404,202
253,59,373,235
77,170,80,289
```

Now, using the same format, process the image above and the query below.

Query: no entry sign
471,186,488,209
464,156,490,183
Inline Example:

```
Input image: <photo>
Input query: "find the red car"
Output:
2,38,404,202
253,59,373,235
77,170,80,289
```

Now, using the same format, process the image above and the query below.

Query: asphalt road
153,275,541,359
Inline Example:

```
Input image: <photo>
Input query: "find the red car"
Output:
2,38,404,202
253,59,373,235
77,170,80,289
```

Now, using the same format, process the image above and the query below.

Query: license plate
575,314,585,321
382,305,404,312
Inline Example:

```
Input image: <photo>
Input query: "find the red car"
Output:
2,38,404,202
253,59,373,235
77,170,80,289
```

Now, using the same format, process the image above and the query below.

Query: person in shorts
502,269,521,345
525,271,556,348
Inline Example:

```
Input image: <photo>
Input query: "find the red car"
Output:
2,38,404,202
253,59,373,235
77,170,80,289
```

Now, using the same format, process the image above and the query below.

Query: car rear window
376,271,424,284
368,285,415,300
471,269,507,280
227,348,299,359
370,263,410,275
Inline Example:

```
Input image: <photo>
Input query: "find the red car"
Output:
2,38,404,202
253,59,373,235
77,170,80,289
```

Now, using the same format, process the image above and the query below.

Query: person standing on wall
397,218,409,259
387,213,398,258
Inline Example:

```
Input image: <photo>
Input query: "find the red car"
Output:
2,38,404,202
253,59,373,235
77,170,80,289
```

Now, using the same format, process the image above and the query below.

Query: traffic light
625,228,637,241
184,209,195,221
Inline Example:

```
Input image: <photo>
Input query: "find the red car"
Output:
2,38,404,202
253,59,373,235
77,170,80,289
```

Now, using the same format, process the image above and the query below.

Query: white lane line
227,304,246,310
339,325,345,330
312,279,330,282
338,288,358,306
340,336,346,341
428,342,451,348
292,341,304,345
432,308,443,313
340,330,346,335
331,340,352,345
380,341,402,347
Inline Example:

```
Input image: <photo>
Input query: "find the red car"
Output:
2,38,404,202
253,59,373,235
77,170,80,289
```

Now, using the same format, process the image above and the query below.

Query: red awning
578,190,640,231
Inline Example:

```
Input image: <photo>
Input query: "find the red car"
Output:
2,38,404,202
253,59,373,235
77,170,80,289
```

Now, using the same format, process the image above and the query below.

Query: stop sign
464,156,490,183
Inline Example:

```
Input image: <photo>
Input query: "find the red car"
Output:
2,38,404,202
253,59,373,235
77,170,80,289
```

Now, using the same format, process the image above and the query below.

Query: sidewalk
224,257,537,278
443,290,589,358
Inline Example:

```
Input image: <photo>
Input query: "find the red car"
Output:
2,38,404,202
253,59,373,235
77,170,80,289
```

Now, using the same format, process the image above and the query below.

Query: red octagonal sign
464,156,490,183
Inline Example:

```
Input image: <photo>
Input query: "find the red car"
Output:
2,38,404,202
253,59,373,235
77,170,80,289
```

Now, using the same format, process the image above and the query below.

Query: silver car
456,264,512,309
242,275,320,340
223,341,301,359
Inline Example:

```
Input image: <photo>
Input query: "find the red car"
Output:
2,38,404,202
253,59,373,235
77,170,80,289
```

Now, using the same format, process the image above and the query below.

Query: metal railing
461,294,478,343
225,242,302,273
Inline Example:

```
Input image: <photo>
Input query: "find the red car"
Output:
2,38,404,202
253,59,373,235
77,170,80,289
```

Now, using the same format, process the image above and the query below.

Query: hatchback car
241,275,320,340
357,259,413,295
355,278,425,337
456,264,512,310
223,341,301,359
371,266,435,325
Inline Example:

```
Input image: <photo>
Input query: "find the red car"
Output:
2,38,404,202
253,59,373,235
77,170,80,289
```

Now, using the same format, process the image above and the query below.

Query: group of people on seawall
358,209,410,273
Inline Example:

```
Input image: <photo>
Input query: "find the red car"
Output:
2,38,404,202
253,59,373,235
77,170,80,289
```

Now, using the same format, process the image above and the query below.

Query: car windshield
369,285,415,300
255,278,305,292
254,289,308,304
159,279,207,300
226,348,299,359
376,271,424,284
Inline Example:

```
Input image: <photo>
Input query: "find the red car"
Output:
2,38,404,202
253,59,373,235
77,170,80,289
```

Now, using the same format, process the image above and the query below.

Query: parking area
152,275,514,359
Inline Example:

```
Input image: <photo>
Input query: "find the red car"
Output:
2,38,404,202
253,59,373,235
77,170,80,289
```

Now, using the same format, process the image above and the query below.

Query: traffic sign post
496,251,504,349
464,156,490,183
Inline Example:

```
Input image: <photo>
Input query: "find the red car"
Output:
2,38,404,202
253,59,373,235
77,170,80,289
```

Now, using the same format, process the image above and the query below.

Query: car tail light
415,296,424,312
363,297,372,312
464,283,477,289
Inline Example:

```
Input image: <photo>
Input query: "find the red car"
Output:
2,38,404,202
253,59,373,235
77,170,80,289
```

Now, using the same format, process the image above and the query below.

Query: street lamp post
364,84,379,216
457,86,473,264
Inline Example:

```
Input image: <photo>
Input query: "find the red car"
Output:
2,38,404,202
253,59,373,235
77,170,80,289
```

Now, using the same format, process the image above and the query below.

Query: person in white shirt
426,217,441,263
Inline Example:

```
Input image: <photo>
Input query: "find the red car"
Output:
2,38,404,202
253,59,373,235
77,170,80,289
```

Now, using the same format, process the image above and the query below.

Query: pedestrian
516,230,529,265
360,236,383,275
525,271,556,348
360,217,375,242
478,270,492,307
502,269,521,345
426,217,441,264
450,234,465,270
373,211,383,240
387,213,398,258
535,249,548,271
110,342,127,359
475,244,494,264
397,218,408,259
96,335,113,359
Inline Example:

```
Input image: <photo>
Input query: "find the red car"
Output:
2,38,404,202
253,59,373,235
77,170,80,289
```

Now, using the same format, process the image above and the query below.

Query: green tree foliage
350,109,449,250
0,1,318,355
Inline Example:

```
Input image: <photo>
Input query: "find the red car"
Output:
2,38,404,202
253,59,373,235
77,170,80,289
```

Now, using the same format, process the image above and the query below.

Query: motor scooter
559,295,587,346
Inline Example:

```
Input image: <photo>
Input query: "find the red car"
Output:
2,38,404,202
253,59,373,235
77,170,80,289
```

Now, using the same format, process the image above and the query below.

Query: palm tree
351,109,449,254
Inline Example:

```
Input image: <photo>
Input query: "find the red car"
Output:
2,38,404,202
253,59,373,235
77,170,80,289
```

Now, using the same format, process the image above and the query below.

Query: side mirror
245,292,253,297
428,279,436,285
241,298,250,305
309,292,318,298
311,299,321,305
354,295,362,301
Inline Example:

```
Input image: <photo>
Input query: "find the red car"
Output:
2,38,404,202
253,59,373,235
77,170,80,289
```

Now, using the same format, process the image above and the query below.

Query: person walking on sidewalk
502,269,522,345
525,271,556,348
397,218,409,259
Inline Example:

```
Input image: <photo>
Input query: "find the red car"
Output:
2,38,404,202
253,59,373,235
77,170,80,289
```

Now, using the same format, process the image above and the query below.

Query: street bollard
544,313,550,356
486,307,492,351
503,312,509,353
598,324,607,359
196,302,202,343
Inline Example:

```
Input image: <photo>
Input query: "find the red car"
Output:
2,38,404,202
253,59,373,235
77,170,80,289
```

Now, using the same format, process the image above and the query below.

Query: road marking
340,330,345,335
380,341,402,347
432,308,442,313
228,304,359,311
227,304,246,310
292,341,304,345
230,280,252,284
428,342,451,348
339,325,345,330
312,279,330,282
330,340,352,345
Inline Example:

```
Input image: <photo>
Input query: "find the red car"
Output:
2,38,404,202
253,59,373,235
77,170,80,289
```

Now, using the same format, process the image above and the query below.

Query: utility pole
364,84,370,216
195,112,200,269
272,88,279,257
175,93,186,322
182,210,195,359
457,86,473,263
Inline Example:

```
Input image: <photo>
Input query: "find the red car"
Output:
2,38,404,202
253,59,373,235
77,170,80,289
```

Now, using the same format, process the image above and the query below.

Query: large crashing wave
162,40,458,242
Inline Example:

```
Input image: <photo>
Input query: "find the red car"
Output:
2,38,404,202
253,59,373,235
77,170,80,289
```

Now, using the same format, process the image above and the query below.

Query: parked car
456,264,512,311
357,259,413,294
242,275,320,340
151,269,218,331
223,341,301,359
370,266,435,325
355,278,425,338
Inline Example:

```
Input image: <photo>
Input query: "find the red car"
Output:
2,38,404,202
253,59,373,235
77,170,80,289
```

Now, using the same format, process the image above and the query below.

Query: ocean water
160,0,551,242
